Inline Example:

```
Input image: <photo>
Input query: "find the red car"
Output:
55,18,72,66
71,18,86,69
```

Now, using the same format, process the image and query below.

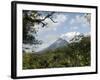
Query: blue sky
24,11,91,52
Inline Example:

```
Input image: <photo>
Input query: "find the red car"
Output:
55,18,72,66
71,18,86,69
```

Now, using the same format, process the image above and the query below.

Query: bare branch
27,12,57,27
42,12,55,21
50,17,57,23
41,22,47,27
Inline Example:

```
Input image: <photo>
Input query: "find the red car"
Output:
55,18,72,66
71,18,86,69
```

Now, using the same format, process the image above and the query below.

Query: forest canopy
23,36,91,69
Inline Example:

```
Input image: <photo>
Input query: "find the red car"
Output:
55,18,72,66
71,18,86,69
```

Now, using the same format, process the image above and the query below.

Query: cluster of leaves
23,36,91,69
23,10,56,45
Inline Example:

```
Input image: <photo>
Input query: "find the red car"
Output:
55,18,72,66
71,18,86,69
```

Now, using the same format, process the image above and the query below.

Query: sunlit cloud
60,31,81,42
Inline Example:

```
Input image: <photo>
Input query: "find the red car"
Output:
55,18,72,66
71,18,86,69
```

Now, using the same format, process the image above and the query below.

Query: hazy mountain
36,38,68,53
47,38,68,50
23,31,91,54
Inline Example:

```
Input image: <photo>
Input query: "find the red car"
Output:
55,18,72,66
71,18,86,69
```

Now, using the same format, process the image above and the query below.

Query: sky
23,11,91,52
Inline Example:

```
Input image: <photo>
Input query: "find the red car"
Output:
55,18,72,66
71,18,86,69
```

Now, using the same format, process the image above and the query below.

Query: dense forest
23,36,91,69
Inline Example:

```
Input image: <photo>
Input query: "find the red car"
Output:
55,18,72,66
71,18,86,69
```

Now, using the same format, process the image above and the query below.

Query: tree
68,36,91,66
84,13,91,24
23,10,57,51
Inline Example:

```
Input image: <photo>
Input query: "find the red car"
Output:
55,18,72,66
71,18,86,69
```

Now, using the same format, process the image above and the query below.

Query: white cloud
70,19,75,25
69,14,90,27
75,15,86,24
70,26,78,30
46,14,67,30
35,43,49,52
60,31,80,42
60,31,90,42
34,13,68,33
45,34,58,41
55,14,67,23
84,32,90,36
53,27,57,31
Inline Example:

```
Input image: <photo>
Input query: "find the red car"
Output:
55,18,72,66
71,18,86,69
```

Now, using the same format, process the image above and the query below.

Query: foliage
23,10,56,45
23,36,91,69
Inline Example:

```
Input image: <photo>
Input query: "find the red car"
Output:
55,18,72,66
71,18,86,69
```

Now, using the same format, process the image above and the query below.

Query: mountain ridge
35,38,68,53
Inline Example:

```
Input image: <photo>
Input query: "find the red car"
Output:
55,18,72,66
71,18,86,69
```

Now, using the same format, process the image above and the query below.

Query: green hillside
23,36,91,69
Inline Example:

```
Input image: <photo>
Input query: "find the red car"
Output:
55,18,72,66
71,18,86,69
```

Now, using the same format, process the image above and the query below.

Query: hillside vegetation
23,36,91,69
